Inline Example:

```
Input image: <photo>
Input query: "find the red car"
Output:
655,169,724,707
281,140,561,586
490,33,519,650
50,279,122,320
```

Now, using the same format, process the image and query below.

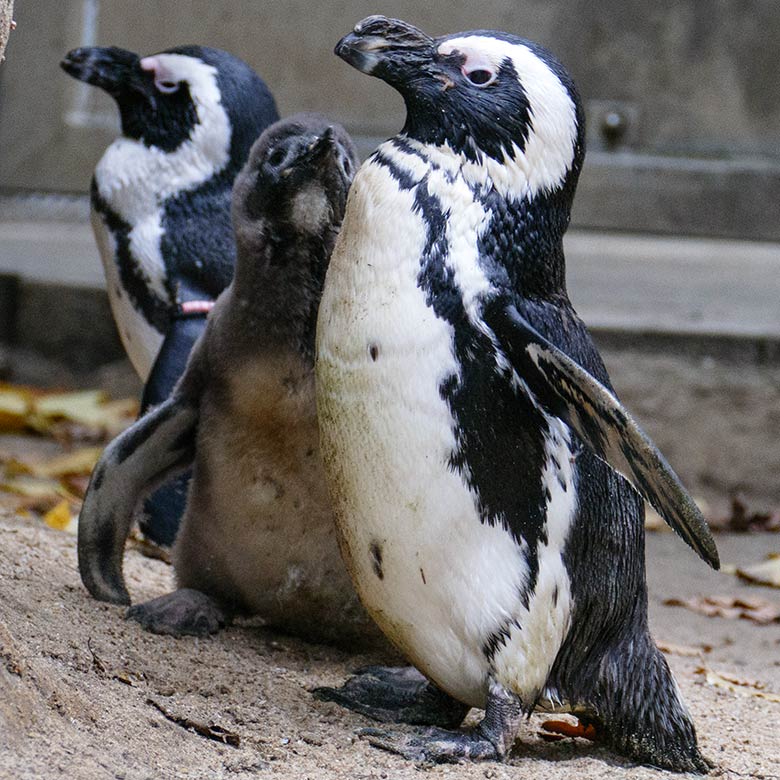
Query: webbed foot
126,588,228,637
357,679,523,764
313,665,468,728
359,725,503,763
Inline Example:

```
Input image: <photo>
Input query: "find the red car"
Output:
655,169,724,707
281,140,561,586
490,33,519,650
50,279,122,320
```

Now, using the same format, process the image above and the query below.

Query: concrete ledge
1,195,778,340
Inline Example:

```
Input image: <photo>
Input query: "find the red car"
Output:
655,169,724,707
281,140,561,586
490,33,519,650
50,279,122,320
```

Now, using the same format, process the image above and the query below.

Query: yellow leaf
43,500,75,532
0,476,65,500
16,447,104,479
34,390,108,425
0,388,32,431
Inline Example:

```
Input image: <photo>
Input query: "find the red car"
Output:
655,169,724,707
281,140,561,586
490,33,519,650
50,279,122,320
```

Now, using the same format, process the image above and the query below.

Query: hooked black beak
60,46,146,98
284,127,335,176
335,16,434,81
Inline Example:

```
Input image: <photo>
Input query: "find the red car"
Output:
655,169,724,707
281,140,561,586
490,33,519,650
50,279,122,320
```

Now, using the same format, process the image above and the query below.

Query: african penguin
315,16,718,772
77,114,385,648
61,45,279,545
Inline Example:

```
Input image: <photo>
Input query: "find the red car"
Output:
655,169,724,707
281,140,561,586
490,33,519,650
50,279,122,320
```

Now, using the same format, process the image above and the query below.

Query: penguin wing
482,297,719,570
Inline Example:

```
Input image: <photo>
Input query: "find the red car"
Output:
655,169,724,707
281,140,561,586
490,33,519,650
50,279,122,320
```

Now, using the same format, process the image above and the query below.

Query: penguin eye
464,68,497,87
267,147,287,167
156,79,180,94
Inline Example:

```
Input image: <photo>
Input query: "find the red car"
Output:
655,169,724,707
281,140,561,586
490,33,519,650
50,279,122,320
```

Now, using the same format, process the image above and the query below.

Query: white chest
316,148,576,707
90,205,164,381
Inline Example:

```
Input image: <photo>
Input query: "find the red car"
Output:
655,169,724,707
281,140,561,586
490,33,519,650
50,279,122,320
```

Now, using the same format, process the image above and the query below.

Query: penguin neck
389,136,574,301
479,185,571,300
231,227,332,359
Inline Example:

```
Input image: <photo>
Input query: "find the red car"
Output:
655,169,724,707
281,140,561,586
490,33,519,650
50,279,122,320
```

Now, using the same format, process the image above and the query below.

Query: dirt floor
0,503,778,780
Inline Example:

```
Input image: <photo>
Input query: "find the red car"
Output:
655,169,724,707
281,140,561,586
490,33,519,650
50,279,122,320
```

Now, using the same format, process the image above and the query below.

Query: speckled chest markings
317,139,577,705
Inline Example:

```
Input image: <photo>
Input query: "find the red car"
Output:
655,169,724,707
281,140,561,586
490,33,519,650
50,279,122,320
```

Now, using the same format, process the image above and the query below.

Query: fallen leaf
729,554,780,589
0,383,137,438
656,640,712,657
664,595,780,625
43,500,76,533
0,388,31,431
708,495,780,533
9,447,103,479
695,666,780,703
540,719,598,742
0,476,67,501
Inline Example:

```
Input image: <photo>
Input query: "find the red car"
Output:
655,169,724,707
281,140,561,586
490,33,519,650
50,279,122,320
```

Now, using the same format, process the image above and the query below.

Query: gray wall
1,0,779,238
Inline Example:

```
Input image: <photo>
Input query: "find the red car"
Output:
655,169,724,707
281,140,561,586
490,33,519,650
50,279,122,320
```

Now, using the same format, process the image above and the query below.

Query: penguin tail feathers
78,396,199,604
591,632,710,773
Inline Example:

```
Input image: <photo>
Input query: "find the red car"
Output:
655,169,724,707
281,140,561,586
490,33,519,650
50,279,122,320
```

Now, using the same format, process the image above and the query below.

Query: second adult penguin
61,45,279,545
77,114,379,646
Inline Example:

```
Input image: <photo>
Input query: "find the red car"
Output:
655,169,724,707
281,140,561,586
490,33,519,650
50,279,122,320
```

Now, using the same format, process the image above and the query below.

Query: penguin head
232,113,358,247
61,45,277,165
336,16,585,203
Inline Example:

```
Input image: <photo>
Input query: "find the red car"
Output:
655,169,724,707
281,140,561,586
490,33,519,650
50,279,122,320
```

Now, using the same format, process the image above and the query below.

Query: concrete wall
1,0,779,239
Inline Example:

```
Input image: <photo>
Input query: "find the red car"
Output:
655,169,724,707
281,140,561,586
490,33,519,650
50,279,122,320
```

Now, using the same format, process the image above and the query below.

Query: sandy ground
0,507,778,780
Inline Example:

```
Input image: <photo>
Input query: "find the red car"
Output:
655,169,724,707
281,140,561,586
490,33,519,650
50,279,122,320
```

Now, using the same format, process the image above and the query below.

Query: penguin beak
335,15,434,84
283,128,335,178
60,46,150,101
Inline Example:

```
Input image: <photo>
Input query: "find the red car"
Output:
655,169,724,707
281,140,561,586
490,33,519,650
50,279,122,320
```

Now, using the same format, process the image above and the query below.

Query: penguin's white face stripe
438,36,578,201
93,54,232,312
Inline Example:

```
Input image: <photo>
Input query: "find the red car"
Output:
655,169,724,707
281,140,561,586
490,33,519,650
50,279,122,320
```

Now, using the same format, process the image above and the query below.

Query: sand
0,510,778,780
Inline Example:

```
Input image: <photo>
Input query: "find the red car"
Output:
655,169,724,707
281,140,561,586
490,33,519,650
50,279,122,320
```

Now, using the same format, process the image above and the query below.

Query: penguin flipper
482,297,719,570
140,312,209,546
78,394,199,605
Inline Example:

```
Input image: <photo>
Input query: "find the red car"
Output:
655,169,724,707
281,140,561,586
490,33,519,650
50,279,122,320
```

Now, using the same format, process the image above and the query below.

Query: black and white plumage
61,45,278,544
77,115,383,647
315,16,717,772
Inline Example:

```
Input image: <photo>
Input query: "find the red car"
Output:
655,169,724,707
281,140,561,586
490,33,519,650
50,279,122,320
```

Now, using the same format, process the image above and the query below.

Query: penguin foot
357,678,524,764
313,666,469,728
359,726,503,763
126,588,228,637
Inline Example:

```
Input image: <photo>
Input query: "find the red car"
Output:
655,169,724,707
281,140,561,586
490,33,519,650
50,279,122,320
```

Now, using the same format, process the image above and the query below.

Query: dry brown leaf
708,495,780,533
664,595,780,625
695,666,780,703
730,554,780,589
656,640,712,657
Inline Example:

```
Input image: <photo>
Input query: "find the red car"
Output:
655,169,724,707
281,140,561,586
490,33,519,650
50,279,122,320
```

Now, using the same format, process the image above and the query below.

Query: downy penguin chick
315,16,718,771
61,45,279,545
78,114,381,647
